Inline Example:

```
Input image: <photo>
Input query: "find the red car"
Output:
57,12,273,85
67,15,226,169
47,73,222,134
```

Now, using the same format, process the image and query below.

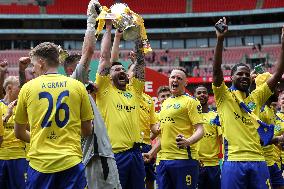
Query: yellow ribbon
95,6,109,37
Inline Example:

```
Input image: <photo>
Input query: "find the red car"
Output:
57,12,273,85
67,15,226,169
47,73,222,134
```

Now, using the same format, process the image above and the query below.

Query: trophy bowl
110,3,140,41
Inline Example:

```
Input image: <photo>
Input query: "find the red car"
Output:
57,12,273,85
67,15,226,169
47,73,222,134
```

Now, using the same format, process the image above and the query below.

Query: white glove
87,0,101,27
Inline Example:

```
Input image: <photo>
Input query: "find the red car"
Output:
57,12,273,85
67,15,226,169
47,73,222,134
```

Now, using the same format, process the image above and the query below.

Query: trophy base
123,25,140,41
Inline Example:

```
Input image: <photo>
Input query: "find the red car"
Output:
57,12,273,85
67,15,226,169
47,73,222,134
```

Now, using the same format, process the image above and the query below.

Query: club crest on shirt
247,102,256,111
123,92,133,99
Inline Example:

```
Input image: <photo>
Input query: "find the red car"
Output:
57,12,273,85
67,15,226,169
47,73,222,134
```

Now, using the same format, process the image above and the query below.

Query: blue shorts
268,163,284,188
0,158,28,189
156,159,199,189
141,144,156,182
198,165,221,189
114,147,146,189
222,161,271,189
26,163,86,189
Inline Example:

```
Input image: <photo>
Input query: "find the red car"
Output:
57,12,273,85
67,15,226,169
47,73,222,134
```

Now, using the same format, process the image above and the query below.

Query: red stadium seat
262,0,284,9
192,0,257,12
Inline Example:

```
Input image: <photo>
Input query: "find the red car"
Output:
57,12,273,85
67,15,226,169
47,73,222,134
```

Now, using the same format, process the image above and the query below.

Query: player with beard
111,31,160,189
155,67,204,189
256,73,284,189
194,85,222,189
95,20,146,189
213,17,284,189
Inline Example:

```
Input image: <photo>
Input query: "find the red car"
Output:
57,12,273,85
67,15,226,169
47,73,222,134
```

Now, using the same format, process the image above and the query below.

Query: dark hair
231,63,250,76
64,54,81,68
29,42,59,67
157,86,171,96
172,67,188,77
194,85,207,93
111,61,123,67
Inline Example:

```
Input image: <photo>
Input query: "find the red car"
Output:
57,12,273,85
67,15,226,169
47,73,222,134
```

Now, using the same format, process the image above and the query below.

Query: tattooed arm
132,39,145,81
97,20,112,76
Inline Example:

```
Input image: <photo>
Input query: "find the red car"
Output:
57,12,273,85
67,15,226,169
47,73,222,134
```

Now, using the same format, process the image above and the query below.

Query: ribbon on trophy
229,72,275,146
96,3,152,54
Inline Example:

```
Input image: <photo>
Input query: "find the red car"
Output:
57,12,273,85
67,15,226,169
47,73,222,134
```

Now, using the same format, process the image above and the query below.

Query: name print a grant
41,81,67,89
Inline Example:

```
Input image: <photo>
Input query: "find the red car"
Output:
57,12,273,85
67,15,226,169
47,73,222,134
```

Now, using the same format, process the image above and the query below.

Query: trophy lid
110,3,129,14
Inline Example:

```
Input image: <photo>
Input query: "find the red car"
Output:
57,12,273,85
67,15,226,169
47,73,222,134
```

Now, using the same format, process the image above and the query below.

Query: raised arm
0,60,7,98
132,39,146,81
97,20,112,76
111,30,123,63
18,57,31,87
78,0,100,71
266,26,284,90
213,17,228,87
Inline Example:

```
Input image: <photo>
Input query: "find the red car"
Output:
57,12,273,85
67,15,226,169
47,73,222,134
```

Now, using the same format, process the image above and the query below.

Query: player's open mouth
118,74,126,82
171,83,179,89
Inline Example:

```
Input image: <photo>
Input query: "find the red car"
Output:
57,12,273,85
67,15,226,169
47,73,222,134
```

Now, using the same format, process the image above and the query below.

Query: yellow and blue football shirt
0,101,26,160
213,82,272,161
0,107,3,137
159,94,204,160
140,93,158,145
260,105,284,166
14,74,94,173
198,111,222,166
95,73,144,153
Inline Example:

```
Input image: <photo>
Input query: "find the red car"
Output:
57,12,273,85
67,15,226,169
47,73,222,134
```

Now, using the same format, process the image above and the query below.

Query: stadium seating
2,44,280,77
192,0,257,12
0,0,283,14
262,0,284,9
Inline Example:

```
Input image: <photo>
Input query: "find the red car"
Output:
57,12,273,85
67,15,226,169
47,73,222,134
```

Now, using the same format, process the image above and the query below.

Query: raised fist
0,60,8,75
215,17,228,39
19,57,31,72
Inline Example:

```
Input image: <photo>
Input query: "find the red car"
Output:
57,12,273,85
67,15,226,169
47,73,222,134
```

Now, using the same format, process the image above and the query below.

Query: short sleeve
250,82,273,109
14,84,29,125
188,98,204,126
212,82,229,107
129,77,144,94
79,83,94,122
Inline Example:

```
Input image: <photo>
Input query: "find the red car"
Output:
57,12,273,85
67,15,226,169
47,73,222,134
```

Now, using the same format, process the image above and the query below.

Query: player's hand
115,29,123,38
19,57,31,72
142,152,153,163
6,100,17,118
215,17,228,39
250,70,257,82
0,60,8,75
129,51,136,63
176,134,190,149
105,19,112,31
